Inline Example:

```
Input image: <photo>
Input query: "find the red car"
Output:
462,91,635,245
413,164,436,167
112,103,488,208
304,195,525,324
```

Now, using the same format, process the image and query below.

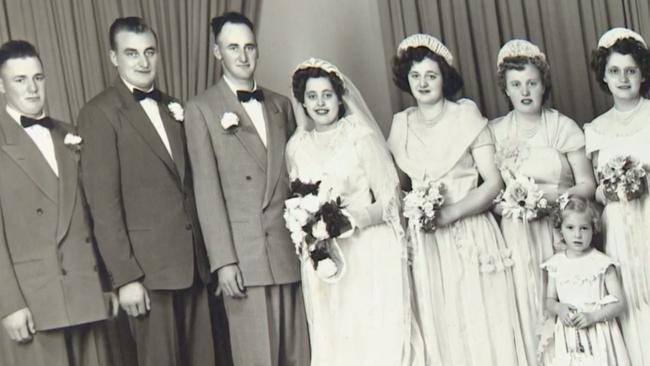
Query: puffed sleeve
470,125,495,150
552,113,585,153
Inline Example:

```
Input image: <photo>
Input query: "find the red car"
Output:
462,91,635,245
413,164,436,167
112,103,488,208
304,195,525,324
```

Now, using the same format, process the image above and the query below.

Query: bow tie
133,88,162,102
237,89,264,103
21,115,53,129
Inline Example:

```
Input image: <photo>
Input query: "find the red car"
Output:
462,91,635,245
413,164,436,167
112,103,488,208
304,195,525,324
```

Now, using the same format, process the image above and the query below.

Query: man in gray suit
77,17,215,366
0,40,111,366
185,11,309,366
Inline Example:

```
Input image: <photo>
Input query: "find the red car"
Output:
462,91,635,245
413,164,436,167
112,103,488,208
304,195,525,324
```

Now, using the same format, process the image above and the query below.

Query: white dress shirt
121,78,173,159
224,76,267,147
7,106,59,177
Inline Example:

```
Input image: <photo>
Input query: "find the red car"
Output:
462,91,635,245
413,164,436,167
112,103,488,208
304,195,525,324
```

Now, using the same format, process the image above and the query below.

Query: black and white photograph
0,1,649,365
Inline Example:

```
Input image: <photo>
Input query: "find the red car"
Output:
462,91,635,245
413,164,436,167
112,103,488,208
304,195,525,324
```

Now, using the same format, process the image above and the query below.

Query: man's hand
216,264,246,299
2,307,35,342
118,281,150,317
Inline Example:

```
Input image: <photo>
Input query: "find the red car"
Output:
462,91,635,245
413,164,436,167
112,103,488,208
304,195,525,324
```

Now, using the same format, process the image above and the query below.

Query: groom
185,11,309,366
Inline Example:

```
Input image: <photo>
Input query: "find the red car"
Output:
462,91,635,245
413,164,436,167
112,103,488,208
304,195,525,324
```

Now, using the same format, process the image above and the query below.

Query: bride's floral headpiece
496,39,546,68
397,33,454,66
293,58,343,79
597,27,647,49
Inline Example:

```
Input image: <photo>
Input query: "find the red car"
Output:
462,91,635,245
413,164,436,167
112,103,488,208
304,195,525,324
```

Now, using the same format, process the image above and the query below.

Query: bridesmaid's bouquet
495,173,550,221
403,180,445,232
284,179,354,282
597,155,647,202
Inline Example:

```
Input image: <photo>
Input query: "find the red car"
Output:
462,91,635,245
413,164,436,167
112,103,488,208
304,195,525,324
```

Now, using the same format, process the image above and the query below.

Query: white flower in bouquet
312,219,330,241
497,173,545,220
290,230,306,248
285,197,301,210
300,193,321,214
315,258,338,279
403,179,445,231
598,155,647,202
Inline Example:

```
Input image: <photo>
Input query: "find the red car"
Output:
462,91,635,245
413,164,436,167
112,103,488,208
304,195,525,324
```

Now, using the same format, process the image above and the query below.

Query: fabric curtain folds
0,0,260,124
379,0,650,124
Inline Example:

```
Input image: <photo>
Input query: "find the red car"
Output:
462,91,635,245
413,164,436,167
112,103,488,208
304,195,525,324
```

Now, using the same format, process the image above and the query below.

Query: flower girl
540,196,630,365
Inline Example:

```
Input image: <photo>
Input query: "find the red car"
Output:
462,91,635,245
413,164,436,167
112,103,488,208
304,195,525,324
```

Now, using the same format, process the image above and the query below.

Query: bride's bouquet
597,155,647,202
284,179,354,282
495,173,550,221
403,180,445,232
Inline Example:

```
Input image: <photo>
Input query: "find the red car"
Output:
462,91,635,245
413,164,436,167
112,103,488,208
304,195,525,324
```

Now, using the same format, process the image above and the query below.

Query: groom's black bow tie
133,88,162,102
21,115,53,129
237,89,264,103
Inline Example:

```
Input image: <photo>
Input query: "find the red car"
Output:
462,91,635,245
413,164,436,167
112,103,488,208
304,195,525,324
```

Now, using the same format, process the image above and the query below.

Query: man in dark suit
0,40,111,366
77,17,215,366
185,12,309,366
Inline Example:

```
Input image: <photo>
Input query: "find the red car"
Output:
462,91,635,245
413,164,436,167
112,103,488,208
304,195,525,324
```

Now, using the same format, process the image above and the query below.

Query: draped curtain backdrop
379,0,650,124
0,0,260,123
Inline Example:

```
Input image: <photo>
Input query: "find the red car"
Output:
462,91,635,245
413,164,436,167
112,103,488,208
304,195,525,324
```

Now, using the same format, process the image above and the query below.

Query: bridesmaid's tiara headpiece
397,33,454,66
496,39,546,69
597,27,647,49
293,58,343,79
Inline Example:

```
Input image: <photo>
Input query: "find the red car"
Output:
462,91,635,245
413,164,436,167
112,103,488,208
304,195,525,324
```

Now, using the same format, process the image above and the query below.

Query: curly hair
590,37,650,95
497,55,551,103
556,195,602,233
291,67,346,119
392,46,463,99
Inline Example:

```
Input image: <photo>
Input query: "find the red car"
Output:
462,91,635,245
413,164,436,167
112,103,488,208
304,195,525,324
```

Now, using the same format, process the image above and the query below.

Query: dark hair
497,55,552,103
291,67,346,119
211,12,255,42
590,37,650,95
392,46,463,99
557,195,602,233
109,17,158,51
0,40,41,69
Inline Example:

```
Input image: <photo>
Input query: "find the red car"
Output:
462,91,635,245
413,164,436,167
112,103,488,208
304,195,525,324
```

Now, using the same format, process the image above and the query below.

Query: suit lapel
262,96,284,208
159,101,185,185
114,80,180,182
50,123,78,243
215,80,267,172
0,112,58,203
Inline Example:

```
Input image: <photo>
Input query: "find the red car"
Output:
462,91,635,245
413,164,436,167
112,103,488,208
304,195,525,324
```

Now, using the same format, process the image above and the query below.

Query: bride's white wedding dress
286,116,418,366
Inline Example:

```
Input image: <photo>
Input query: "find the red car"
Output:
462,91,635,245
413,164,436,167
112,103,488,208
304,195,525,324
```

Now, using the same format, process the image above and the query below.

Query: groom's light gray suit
185,78,309,366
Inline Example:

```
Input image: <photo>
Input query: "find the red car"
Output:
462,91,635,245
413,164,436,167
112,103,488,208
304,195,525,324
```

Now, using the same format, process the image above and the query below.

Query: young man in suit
0,40,111,366
185,12,309,366
77,17,215,366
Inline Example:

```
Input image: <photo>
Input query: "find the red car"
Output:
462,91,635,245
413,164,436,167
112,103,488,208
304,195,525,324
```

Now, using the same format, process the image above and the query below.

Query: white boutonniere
167,102,184,122
220,112,239,132
64,133,82,149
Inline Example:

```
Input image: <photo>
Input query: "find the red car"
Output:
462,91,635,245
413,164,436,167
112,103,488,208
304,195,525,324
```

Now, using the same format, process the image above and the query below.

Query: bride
285,58,424,366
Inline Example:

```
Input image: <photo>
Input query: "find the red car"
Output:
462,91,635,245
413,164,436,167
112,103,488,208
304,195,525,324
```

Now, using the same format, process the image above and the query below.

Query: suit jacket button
36,208,43,215
265,231,269,237
61,268,67,276
246,176,252,181
85,237,92,244
185,223,192,230
93,265,98,272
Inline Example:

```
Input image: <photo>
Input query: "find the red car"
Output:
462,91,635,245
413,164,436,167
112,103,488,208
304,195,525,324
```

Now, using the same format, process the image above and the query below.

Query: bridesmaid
489,40,595,363
586,27,650,366
388,34,528,366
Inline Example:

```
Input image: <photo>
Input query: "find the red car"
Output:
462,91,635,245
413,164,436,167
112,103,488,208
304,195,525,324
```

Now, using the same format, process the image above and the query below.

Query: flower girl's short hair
557,195,602,233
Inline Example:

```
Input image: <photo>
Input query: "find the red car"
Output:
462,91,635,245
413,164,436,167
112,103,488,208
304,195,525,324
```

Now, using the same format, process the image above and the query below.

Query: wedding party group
0,8,648,366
